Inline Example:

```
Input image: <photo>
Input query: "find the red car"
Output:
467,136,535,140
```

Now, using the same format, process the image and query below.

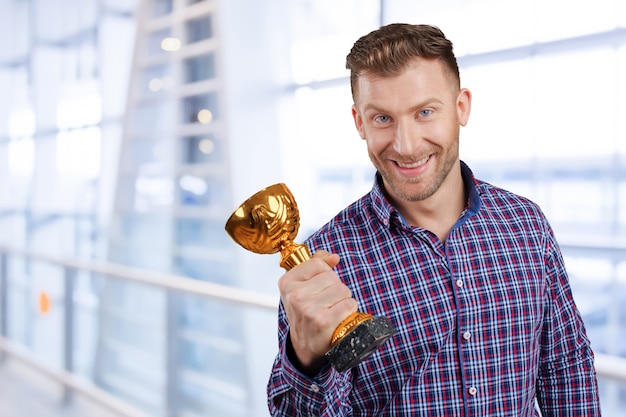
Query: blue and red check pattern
267,162,601,416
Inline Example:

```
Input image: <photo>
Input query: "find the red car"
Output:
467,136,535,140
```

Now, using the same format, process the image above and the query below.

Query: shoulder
474,178,547,222
468,178,561,265
462,161,547,227
468,177,559,245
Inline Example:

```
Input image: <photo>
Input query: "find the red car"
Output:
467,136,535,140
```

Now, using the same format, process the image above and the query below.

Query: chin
386,182,432,203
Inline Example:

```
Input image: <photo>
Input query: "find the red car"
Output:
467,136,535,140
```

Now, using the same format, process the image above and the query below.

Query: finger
332,296,359,317
280,255,337,287
283,269,345,308
320,278,353,304
312,250,340,269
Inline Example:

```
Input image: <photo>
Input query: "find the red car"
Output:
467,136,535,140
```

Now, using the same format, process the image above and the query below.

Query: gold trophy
225,183,395,372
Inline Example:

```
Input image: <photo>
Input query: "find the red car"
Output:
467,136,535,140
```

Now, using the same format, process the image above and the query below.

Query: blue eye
375,115,391,123
418,109,432,117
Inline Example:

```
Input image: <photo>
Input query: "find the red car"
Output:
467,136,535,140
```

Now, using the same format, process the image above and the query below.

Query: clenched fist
278,250,358,375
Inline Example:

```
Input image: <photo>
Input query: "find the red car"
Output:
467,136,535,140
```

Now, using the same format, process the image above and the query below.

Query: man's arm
277,251,357,373
267,323,354,416
267,251,357,416
535,228,601,416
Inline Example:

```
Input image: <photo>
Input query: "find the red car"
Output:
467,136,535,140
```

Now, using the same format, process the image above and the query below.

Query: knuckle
289,289,306,306
277,274,287,291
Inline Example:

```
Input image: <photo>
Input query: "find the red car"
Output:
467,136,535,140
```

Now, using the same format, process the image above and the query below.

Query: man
267,23,601,416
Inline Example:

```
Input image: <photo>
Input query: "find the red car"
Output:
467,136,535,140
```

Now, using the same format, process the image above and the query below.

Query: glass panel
287,0,380,83
147,27,172,56
123,137,172,167
384,0,619,54
7,137,35,177
175,218,231,249
179,378,247,417
173,256,232,284
152,0,173,17
180,339,247,385
141,63,172,96
133,99,175,134
0,205,27,249
7,256,29,342
186,15,212,43
177,174,227,207
56,127,101,179
183,53,216,83
73,270,101,378
134,173,175,210
30,261,64,368
106,313,163,350
620,181,626,227
181,133,222,164
597,379,626,417
179,298,244,340
283,86,371,230
181,92,219,124
111,214,172,269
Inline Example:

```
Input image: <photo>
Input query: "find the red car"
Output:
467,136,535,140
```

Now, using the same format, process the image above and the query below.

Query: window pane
186,15,212,43
147,28,171,56
183,53,216,83
174,218,230,249
133,99,175,134
173,257,232,284
181,133,222,164
177,175,227,207
152,0,172,17
181,92,219,123
141,64,172,96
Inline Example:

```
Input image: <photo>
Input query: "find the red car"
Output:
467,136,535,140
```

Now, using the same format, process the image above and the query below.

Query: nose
393,118,420,155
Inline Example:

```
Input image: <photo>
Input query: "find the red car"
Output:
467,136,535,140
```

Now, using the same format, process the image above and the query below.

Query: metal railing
0,246,279,416
1,245,626,416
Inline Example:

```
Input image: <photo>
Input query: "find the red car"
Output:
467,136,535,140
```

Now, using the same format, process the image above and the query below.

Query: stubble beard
372,140,459,203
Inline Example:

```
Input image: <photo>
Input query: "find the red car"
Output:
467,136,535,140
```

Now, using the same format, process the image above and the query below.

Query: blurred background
0,0,625,416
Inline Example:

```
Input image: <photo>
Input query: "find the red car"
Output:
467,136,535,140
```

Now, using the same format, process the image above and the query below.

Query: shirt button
463,331,472,341
456,279,464,288
468,386,477,396
310,384,321,393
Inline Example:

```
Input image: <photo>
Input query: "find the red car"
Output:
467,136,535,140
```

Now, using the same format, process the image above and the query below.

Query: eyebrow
362,97,444,114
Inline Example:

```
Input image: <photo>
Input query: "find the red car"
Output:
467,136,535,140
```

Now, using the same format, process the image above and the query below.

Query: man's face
352,58,471,205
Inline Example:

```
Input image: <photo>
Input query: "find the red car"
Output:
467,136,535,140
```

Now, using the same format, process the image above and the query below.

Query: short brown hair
346,23,460,98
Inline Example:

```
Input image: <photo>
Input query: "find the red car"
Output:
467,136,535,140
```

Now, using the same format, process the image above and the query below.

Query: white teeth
397,155,429,168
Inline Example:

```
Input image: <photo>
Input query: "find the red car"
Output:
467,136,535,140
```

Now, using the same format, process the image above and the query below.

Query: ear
352,104,366,139
456,88,472,126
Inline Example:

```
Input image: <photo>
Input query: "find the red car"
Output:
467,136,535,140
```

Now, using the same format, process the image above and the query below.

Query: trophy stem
279,243,311,270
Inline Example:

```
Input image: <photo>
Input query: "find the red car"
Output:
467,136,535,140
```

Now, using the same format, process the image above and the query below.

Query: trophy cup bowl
225,183,395,372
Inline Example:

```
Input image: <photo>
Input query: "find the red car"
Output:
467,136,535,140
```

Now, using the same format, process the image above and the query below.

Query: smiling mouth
396,155,430,169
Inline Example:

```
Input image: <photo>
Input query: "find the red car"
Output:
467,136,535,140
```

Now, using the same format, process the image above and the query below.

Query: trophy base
324,315,395,372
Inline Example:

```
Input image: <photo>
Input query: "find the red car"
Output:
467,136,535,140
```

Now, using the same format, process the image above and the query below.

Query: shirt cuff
281,336,337,400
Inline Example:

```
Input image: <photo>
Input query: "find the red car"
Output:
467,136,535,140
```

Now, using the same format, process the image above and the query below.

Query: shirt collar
461,160,481,217
370,160,481,229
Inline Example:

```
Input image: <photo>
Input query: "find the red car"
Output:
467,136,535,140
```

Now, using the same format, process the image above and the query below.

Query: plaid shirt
267,162,601,416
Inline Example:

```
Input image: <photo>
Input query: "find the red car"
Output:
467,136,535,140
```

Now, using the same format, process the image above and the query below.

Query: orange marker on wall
39,292,51,314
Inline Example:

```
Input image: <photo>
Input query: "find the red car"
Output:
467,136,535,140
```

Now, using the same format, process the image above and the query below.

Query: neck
393,166,467,243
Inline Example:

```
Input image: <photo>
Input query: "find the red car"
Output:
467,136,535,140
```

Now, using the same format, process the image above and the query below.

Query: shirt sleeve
535,221,602,416
267,303,354,416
